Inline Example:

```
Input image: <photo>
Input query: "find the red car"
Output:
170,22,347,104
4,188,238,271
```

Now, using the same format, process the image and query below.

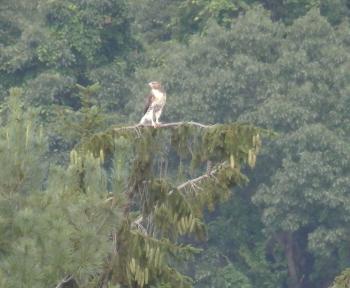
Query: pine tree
0,85,267,287
0,87,48,287
72,111,268,287
331,269,350,288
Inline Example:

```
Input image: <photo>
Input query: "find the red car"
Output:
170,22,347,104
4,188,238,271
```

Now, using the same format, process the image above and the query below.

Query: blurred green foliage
1,0,350,287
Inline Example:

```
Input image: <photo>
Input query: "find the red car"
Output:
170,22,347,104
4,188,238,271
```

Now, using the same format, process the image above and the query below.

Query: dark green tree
128,6,350,288
2,1,350,287
0,87,124,287
0,84,266,287
0,0,135,126
262,0,349,24
77,119,266,287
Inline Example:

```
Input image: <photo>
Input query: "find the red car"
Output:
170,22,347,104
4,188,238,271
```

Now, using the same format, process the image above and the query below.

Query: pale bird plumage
140,81,166,127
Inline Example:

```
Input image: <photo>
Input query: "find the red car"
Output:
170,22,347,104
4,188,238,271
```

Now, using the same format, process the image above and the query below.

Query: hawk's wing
144,93,154,114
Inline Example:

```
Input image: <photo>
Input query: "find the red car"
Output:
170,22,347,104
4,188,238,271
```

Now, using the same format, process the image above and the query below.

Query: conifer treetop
67,120,268,287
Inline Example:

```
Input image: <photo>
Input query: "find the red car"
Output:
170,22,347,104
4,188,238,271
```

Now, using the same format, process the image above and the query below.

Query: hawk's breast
152,89,166,105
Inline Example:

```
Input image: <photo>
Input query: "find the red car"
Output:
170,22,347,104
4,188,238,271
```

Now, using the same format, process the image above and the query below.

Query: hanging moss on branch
66,120,270,287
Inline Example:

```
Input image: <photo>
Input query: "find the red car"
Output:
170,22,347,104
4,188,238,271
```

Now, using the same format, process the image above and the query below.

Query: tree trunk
278,232,302,288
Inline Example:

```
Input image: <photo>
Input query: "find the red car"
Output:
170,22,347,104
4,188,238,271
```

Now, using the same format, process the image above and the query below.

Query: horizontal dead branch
113,121,215,132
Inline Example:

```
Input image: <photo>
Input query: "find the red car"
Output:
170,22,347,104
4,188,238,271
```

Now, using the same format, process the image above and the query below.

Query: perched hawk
139,81,166,127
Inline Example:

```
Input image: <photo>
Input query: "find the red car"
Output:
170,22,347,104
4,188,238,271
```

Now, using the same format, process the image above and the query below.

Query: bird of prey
139,81,166,127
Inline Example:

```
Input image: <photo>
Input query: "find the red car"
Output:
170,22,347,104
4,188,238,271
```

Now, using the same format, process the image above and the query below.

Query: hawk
139,81,166,127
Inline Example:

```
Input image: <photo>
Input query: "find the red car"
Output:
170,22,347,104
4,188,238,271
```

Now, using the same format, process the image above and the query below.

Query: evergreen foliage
0,85,265,287
1,1,350,287
75,120,265,287
0,88,124,287
331,268,350,288
129,6,350,287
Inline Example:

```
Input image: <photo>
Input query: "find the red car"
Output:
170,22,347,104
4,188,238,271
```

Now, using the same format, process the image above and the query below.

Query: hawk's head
148,81,162,90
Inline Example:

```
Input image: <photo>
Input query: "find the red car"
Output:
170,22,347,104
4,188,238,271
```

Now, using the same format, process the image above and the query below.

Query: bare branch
55,275,78,288
112,121,215,132
174,161,227,193
132,161,229,230
132,216,147,234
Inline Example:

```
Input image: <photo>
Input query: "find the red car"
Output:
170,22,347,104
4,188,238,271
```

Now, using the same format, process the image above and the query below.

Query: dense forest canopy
1,0,350,288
